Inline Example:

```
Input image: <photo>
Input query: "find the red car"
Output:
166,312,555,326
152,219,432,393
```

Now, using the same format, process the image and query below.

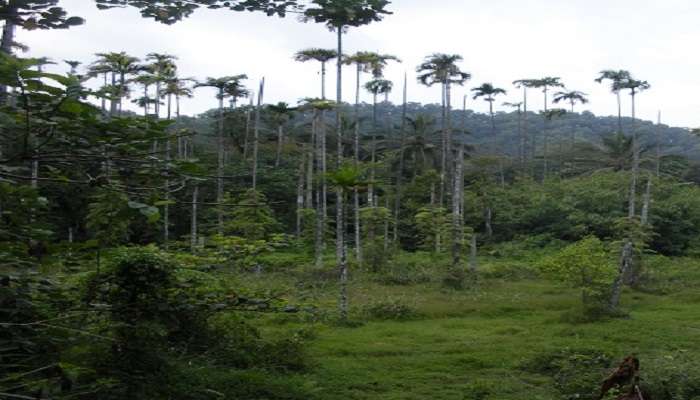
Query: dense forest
2,1,700,400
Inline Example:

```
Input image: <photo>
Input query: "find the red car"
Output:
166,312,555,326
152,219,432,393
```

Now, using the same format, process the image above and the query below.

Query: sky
17,0,700,128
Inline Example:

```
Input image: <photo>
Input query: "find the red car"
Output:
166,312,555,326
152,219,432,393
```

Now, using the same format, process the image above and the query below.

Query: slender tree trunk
164,94,172,250
655,111,661,177
109,73,118,117
628,93,639,218
616,91,623,134
445,82,454,202
191,184,198,253
452,144,464,268
275,125,284,167
335,28,345,271
0,15,16,104
610,239,632,310
296,154,305,238
314,115,325,268
484,206,493,237
641,175,652,225
252,78,265,191
216,88,225,234
522,87,530,162
353,64,362,264
338,191,349,321
438,83,447,207
393,74,407,243
321,61,327,100
517,106,524,164
368,93,377,207
306,126,314,208
101,73,107,113
243,94,253,161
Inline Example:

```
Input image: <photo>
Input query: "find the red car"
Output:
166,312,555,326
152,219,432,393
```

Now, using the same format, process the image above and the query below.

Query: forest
1,1,700,399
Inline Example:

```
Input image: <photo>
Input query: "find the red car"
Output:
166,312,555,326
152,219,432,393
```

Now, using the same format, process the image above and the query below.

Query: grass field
236,254,700,399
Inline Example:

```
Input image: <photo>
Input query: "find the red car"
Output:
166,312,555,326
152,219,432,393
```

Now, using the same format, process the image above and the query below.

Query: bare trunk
439,83,447,207
306,127,314,208
610,239,633,310
641,176,652,225
243,95,253,161
616,91,623,134
393,74,408,243
314,114,325,268
485,206,493,238
335,27,344,272
628,93,638,218
452,144,464,268
368,93,377,207
217,89,225,234
655,111,661,177
353,64,362,264
275,125,284,167
191,184,198,253
163,94,173,250
296,155,305,238
0,17,16,103
252,78,265,190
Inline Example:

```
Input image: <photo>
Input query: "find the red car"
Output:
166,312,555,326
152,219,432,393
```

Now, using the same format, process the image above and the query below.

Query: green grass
228,255,700,399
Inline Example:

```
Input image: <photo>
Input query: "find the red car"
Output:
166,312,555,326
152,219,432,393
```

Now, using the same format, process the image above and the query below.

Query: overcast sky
18,0,700,127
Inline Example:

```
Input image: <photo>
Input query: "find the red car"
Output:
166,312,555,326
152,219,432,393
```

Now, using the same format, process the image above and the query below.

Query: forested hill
180,102,700,162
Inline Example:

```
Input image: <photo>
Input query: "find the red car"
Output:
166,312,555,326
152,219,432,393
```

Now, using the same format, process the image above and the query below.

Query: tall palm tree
533,77,564,112
194,75,248,234
145,53,177,118
300,98,336,269
293,48,338,100
554,90,589,148
513,79,540,162
553,90,589,112
364,78,393,206
595,70,631,134
471,83,507,136
267,102,297,167
89,52,142,116
621,77,651,218
343,50,377,264
132,74,158,116
163,77,194,158
416,53,471,206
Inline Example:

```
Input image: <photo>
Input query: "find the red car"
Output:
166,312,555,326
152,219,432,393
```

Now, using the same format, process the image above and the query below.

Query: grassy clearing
235,254,700,399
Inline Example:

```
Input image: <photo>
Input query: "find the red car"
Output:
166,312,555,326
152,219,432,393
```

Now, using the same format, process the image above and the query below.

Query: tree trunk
393,74,407,243
252,78,265,191
275,125,284,167
655,111,661,177
306,126,314,208
296,154,305,238
0,14,16,104
191,184,198,253
452,144,464,268
109,73,118,117
641,176,652,225
610,239,633,311
439,83,447,207
164,94,172,250
616,91,623,134
484,206,493,237
314,114,325,269
368,92,377,207
335,27,344,270
243,95,253,161
217,88,225,234
353,64,362,264
628,93,639,218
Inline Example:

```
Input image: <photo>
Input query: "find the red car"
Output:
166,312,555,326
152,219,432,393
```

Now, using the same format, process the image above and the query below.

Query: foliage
414,205,449,252
540,236,616,305
225,189,280,240
362,298,421,321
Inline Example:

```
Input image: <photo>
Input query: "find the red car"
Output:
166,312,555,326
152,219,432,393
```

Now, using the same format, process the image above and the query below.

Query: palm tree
553,90,589,112
416,53,471,206
89,52,142,116
513,79,540,162
343,50,377,264
64,60,81,75
554,90,589,148
145,53,177,118
300,98,336,268
621,77,651,218
267,102,297,167
194,75,248,234
294,48,338,100
533,77,564,111
163,77,194,158
364,78,393,206
471,83,507,136
132,74,158,116
595,70,631,134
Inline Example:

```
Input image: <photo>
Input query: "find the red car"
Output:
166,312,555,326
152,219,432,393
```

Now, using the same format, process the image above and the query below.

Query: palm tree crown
471,83,507,102
416,53,471,87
